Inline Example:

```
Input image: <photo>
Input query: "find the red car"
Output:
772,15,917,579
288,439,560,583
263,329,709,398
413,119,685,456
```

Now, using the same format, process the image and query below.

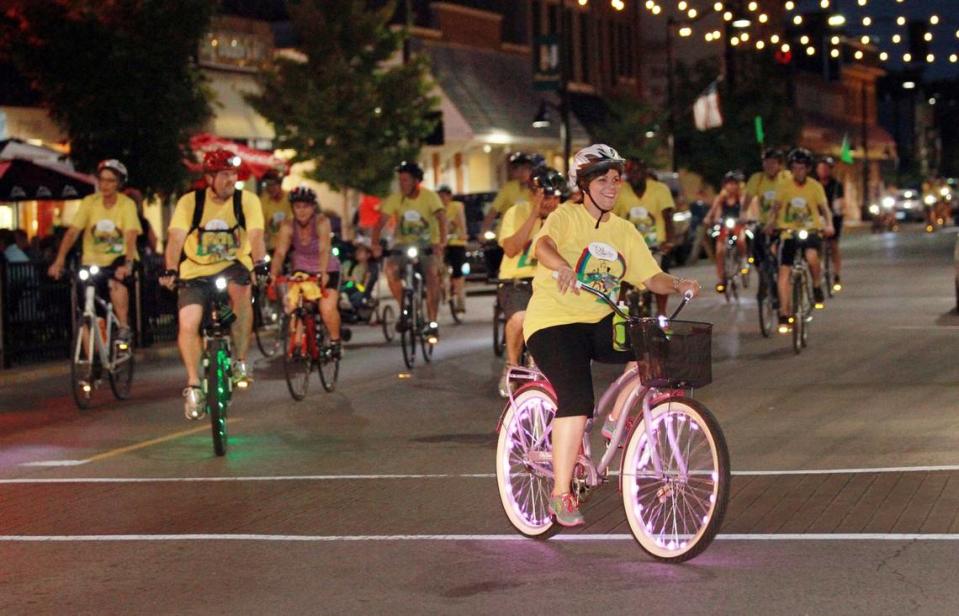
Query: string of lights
577,0,957,68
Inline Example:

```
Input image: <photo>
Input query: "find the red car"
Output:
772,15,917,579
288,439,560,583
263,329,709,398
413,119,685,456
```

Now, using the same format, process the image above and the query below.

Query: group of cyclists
703,147,844,333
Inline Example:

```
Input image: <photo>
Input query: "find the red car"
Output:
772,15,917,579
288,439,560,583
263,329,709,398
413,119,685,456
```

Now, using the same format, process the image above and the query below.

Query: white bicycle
70,265,135,409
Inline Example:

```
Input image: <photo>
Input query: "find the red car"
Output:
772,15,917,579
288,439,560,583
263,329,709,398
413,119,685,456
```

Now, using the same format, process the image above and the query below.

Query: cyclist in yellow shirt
49,159,142,342
437,185,468,314
612,157,676,316
371,161,448,341
260,169,292,252
479,152,536,236
495,166,564,397
524,144,700,527
765,148,834,333
744,148,788,294
160,149,267,419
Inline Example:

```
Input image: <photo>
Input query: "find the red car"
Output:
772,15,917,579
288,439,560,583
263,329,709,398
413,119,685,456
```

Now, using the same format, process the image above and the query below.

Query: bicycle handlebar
550,270,693,321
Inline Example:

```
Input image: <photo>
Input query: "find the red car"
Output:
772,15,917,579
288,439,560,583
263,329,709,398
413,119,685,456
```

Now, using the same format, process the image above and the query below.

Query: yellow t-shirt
491,180,534,215
612,180,673,247
445,200,467,247
523,203,662,340
744,170,789,224
774,178,828,231
70,193,142,267
497,200,541,280
380,188,444,245
261,191,292,249
170,189,265,279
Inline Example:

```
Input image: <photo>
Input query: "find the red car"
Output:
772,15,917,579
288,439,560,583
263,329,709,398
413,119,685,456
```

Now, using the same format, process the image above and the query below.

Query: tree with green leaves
674,56,802,188
0,0,213,196
593,95,670,168
247,0,439,197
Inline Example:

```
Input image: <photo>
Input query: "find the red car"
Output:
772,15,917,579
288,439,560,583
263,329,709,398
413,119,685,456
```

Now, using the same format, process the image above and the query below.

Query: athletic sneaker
813,287,825,309
548,492,585,527
498,364,513,399
183,386,204,420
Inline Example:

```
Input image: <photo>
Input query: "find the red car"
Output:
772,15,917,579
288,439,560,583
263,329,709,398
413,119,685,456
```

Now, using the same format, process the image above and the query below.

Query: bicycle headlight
332,247,340,258
406,246,419,259
264,254,271,263
924,194,937,206
215,276,228,291
868,204,880,216
798,229,809,240
78,269,90,281
724,218,736,229
460,263,471,276
483,230,496,241
89,265,100,276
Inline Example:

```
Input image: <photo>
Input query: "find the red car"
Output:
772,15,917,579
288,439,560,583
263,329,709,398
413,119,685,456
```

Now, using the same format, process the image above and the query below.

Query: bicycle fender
494,381,555,434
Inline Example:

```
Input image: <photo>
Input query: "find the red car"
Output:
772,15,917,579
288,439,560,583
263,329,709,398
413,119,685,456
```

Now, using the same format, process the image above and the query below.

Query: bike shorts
444,245,467,279
497,279,533,321
387,247,435,277
777,234,822,266
526,313,633,419
177,262,251,310
77,256,132,316
831,215,844,240
283,271,340,308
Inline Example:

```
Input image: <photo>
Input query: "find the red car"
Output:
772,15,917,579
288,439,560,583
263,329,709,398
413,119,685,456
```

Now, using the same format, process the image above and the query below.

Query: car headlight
798,230,809,240
904,190,915,199
483,231,496,241
882,196,895,208
215,277,228,291
406,246,419,259
868,204,880,216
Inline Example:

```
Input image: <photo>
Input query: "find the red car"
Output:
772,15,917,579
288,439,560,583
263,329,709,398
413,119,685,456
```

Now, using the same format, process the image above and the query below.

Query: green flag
754,116,765,144
840,134,854,163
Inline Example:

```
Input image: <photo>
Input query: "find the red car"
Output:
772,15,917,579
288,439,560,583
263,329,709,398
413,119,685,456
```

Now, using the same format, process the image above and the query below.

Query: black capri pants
526,313,633,418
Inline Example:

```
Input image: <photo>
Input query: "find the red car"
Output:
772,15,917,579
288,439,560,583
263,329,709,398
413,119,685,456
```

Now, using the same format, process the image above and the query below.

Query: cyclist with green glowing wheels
160,149,267,419
612,157,676,316
48,159,141,343
495,166,565,398
765,147,834,334
269,185,343,357
523,144,701,527
371,161,448,342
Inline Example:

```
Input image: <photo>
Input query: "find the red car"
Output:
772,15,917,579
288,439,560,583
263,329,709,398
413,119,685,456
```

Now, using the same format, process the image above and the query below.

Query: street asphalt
1,224,958,615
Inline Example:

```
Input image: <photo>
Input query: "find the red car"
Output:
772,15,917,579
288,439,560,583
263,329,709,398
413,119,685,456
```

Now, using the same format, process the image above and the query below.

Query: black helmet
532,167,566,197
289,185,318,205
528,153,547,170
507,152,533,167
723,170,745,184
819,155,836,167
436,184,453,195
395,161,424,182
762,148,785,161
787,147,814,168
262,169,284,184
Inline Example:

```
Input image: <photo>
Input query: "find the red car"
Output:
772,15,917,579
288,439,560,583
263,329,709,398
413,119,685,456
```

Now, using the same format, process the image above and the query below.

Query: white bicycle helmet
97,159,128,184
568,144,625,190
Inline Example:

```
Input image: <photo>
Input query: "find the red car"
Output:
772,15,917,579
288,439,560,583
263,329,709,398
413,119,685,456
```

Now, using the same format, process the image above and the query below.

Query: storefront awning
418,41,590,146
202,69,275,142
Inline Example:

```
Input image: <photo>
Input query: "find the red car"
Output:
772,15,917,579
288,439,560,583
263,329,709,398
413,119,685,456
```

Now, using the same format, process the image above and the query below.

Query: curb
0,342,181,388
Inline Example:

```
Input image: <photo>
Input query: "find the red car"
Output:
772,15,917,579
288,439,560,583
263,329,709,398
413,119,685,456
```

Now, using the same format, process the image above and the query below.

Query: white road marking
18,460,87,467
0,533,957,543
6,464,959,484
890,326,959,331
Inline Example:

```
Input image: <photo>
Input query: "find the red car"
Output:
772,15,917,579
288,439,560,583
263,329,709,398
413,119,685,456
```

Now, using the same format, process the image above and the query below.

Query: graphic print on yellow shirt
775,178,826,231
523,203,661,340
497,201,541,280
71,193,142,267
380,188,443,245
170,189,265,279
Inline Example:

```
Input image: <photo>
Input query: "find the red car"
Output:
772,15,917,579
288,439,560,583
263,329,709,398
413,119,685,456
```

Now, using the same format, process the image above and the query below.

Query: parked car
456,191,499,282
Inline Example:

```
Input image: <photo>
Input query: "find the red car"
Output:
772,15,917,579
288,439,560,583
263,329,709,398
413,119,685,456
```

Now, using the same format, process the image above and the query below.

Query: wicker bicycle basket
626,318,712,389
